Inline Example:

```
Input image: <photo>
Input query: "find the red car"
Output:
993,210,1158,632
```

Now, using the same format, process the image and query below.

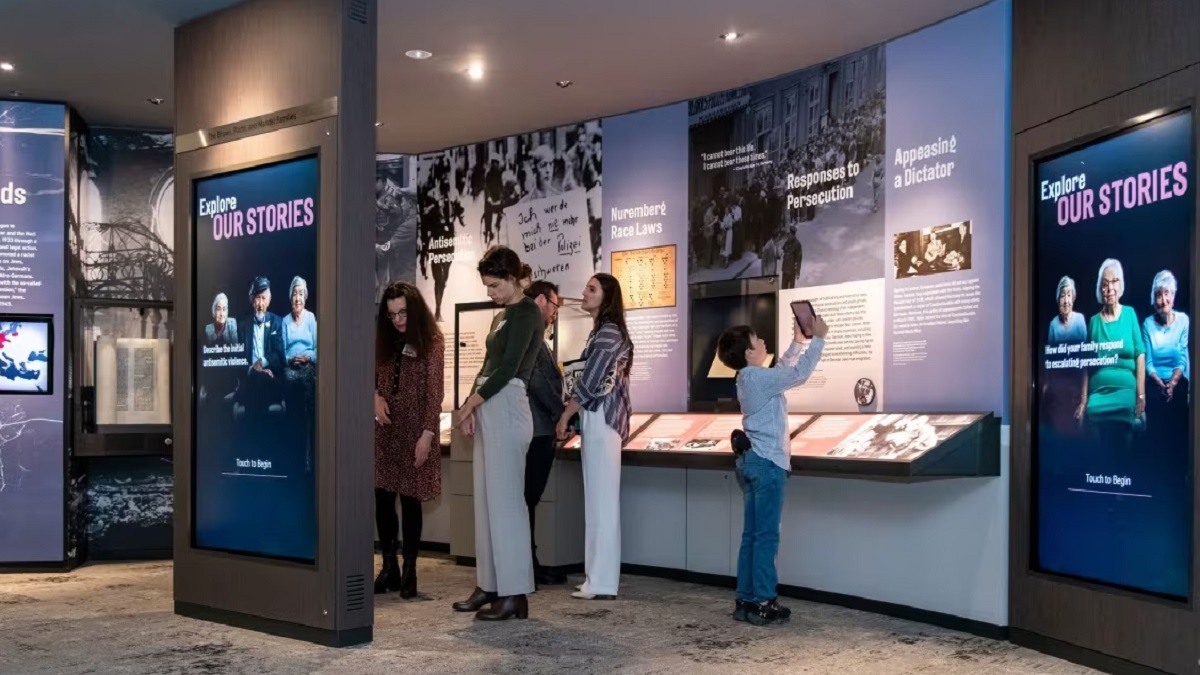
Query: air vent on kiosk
345,574,366,612
348,0,368,25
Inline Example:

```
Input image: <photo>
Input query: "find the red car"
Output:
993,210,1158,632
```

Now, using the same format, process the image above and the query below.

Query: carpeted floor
0,558,1098,674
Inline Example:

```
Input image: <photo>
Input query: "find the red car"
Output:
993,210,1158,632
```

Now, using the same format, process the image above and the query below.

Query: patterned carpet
0,558,1099,674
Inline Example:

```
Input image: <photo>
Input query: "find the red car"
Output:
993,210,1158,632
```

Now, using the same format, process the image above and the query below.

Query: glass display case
74,299,173,457
451,302,506,409
557,411,1000,480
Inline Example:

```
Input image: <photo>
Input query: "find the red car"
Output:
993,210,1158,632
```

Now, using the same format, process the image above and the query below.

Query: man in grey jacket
524,280,566,586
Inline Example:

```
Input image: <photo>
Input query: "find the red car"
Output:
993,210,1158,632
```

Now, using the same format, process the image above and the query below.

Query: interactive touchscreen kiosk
1033,109,1194,600
191,153,320,563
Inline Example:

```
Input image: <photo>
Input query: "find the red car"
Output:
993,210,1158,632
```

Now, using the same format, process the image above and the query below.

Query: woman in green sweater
1075,258,1146,448
452,247,545,621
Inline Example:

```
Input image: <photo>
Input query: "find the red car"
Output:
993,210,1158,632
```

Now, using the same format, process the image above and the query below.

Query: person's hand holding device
790,299,829,342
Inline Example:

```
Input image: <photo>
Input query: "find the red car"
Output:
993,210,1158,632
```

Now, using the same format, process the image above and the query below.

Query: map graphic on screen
0,318,51,394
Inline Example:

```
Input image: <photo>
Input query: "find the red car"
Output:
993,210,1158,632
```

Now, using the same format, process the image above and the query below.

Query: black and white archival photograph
825,413,971,461
75,130,175,301
416,120,603,324
86,457,173,560
375,154,417,301
893,220,972,279
688,45,886,288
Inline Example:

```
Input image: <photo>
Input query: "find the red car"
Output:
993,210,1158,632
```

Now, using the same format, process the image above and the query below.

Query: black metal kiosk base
175,602,372,648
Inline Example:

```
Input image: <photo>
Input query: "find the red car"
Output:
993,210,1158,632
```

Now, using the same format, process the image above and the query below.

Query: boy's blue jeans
734,449,787,603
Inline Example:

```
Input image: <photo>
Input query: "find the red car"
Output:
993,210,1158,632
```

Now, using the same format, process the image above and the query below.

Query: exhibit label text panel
192,154,320,562
0,101,67,563
602,103,690,412
1034,109,1193,599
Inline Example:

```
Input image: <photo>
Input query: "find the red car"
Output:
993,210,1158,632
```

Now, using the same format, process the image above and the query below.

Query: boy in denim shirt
716,314,828,625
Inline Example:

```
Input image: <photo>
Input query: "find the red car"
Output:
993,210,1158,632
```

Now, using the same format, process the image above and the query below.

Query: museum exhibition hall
1,0,1199,673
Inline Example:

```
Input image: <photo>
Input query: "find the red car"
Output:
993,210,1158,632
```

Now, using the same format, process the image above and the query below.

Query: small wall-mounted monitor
0,314,53,395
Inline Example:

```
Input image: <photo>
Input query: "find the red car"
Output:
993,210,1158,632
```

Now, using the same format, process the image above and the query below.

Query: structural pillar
171,0,376,646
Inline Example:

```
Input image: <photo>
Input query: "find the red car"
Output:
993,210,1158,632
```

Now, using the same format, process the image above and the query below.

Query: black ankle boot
374,542,402,594
400,558,417,599
453,587,497,612
475,594,528,621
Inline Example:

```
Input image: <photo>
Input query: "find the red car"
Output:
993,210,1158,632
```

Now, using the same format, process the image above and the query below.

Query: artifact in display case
689,276,778,409
95,337,171,426
625,414,712,451
790,412,999,478
681,414,814,453
557,410,997,479
0,313,53,395
563,413,652,449
75,300,173,456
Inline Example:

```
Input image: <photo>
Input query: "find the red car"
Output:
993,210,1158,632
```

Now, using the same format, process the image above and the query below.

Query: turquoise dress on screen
1086,306,1145,425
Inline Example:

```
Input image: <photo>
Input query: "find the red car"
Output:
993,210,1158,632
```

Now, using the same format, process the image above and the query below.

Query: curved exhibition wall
373,0,1012,627
377,0,1011,421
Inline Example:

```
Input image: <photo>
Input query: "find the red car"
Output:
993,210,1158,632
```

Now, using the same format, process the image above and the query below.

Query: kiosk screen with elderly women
192,154,321,564
1033,109,1193,600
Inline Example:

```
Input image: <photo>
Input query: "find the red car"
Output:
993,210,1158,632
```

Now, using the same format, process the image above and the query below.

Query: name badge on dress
402,344,418,358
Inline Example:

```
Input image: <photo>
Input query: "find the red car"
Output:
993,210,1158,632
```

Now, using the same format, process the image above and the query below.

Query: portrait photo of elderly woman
204,293,240,347
283,275,318,472
1076,259,1146,449
1043,276,1088,433
1142,270,1190,435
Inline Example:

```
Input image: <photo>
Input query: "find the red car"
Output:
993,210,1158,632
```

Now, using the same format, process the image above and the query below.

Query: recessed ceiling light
467,64,484,81
147,97,164,106
405,49,433,60
556,80,573,89
0,62,14,72
720,32,741,42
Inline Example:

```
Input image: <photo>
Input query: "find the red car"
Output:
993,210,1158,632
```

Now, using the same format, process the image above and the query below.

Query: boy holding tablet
716,308,828,625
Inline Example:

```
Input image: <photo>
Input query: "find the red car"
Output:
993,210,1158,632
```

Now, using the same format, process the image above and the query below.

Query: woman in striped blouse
556,273,634,600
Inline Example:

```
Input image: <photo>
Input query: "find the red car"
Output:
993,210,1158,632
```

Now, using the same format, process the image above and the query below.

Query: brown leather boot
452,587,497,613
474,594,528,621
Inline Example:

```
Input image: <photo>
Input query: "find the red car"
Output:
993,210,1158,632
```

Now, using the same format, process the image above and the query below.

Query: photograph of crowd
375,155,417,302
415,121,603,323
893,220,973,279
688,45,886,288
826,413,973,461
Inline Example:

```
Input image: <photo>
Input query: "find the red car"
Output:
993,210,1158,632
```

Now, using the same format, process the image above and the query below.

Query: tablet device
790,300,816,338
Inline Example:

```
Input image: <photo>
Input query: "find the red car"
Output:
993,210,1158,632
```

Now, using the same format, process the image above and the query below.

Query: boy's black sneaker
765,598,791,620
745,601,782,626
733,599,750,622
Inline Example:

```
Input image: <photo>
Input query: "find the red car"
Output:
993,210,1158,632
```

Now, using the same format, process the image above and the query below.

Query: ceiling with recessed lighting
0,0,990,153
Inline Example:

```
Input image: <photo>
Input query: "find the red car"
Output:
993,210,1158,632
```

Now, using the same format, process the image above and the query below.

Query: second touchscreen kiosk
192,154,321,563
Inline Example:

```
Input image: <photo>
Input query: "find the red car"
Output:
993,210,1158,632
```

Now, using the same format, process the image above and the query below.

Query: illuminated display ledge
556,412,1001,482
447,410,1009,631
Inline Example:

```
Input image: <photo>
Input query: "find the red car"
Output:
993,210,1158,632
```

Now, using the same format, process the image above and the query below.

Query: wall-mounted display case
74,299,173,457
